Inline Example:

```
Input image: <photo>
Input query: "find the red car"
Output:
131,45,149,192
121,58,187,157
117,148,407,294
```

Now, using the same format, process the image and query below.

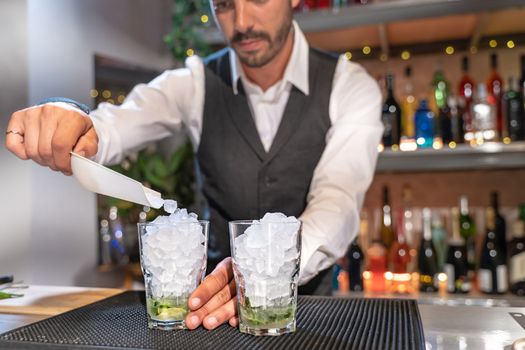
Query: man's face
211,0,300,68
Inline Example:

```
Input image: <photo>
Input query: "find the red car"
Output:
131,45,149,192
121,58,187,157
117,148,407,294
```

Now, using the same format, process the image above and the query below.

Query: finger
5,111,28,160
185,277,236,330
23,109,45,165
188,257,233,311
52,115,92,173
38,109,59,171
202,298,237,330
72,127,98,158
228,317,239,328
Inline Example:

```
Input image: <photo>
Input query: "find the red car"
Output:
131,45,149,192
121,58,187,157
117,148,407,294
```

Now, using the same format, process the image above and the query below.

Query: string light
489,39,498,48
102,90,111,99
200,15,209,23
445,46,455,55
117,95,126,104
401,50,411,60
470,46,478,54
362,46,371,55
507,40,515,49
90,89,99,98
186,48,195,57
448,141,457,149
344,51,352,60
503,137,511,144
107,99,115,104
380,53,388,62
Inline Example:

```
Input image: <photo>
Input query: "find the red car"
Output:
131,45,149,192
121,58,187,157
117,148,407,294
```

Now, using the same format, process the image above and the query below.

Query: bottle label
444,264,454,291
511,252,525,284
497,265,508,293
478,269,491,292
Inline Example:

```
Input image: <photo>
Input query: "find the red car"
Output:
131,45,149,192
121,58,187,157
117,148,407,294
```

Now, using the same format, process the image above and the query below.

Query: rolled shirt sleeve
298,57,383,285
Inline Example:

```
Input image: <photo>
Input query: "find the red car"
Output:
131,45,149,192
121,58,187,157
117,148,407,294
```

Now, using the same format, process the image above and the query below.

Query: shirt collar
230,20,310,96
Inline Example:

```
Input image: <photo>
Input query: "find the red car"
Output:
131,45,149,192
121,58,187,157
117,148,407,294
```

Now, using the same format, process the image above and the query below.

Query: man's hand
185,257,238,330
5,103,99,175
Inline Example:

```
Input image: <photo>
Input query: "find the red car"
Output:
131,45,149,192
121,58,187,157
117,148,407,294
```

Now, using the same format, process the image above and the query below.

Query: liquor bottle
491,191,507,262
509,220,525,296
302,0,317,11
382,73,402,147
431,63,450,111
448,95,465,144
366,237,387,293
380,186,395,249
472,84,497,144
347,238,364,291
316,0,331,8
390,211,411,274
419,208,438,292
415,99,435,148
487,53,504,138
431,213,447,271
439,102,453,145
445,208,471,293
401,66,417,140
503,77,525,141
459,56,475,141
402,184,415,247
459,195,476,272
479,207,508,294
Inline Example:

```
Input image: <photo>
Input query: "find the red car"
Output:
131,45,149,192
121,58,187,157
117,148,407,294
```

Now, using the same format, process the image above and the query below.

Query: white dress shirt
90,21,383,284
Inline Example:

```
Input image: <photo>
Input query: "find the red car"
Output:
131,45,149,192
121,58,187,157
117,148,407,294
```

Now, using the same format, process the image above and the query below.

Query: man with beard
5,0,382,330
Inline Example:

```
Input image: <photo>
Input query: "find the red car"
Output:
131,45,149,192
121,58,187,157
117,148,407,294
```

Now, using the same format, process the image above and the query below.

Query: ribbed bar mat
0,291,425,350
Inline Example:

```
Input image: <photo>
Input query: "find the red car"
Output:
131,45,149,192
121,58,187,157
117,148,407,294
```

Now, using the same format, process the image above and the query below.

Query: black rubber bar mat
0,291,425,350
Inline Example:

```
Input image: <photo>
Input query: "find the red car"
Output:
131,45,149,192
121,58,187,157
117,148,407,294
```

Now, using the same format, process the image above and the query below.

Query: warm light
397,284,407,293
438,273,447,282
362,46,371,55
380,53,388,62
507,40,516,49
117,95,126,104
378,144,384,152
102,90,111,99
433,139,443,149
363,271,372,280
503,137,511,144
391,144,399,152
448,141,457,149
107,99,115,104
344,51,352,60
401,50,411,60
421,275,432,284
445,46,455,55
384,271,393,281
90,89,99,98
186,48,195,57
470,46,478,54
393,273,412,282
400,139,417,152
200,15,209,23
489,39,498,48
476,138,484,146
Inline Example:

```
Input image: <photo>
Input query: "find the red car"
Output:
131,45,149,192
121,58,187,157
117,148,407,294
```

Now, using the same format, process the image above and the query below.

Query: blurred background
1,0,525,299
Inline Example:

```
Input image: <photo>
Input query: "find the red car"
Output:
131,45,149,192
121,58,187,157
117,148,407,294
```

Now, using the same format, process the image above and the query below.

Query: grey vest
197,48,338,270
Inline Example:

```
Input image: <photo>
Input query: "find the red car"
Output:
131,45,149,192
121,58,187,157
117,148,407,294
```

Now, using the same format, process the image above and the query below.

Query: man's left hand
185,257,238,330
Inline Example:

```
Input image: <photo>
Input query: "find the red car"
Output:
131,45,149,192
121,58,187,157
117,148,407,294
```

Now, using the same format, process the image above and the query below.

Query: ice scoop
70,152,164,209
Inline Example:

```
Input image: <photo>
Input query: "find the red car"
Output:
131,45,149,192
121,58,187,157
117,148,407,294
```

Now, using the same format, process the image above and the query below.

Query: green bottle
459,195,476,272
431,64,450,110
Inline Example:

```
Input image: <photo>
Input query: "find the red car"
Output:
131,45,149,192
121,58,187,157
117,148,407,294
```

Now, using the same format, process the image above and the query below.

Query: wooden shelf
376,141,525,172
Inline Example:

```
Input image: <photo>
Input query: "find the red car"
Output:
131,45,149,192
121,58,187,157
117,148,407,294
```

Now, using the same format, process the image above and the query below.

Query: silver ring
6,130,24,137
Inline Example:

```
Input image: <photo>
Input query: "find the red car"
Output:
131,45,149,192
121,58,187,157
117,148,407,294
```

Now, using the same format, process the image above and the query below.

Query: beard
229,7,293,68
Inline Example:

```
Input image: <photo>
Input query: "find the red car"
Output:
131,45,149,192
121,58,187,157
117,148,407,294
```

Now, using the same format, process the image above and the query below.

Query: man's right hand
5,103,99,175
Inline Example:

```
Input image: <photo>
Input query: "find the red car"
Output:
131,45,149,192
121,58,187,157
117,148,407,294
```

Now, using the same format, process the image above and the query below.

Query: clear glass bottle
472,84,497,144
419,208,439,292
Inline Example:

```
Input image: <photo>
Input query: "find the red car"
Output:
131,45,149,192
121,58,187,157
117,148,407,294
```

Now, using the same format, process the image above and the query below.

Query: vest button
265,176,277,186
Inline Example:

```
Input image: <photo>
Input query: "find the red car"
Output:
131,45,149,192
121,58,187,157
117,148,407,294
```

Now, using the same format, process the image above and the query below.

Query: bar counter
0,286,524,349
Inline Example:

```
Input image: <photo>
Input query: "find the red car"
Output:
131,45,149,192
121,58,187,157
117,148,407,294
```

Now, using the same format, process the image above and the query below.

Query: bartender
5,0,382,331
